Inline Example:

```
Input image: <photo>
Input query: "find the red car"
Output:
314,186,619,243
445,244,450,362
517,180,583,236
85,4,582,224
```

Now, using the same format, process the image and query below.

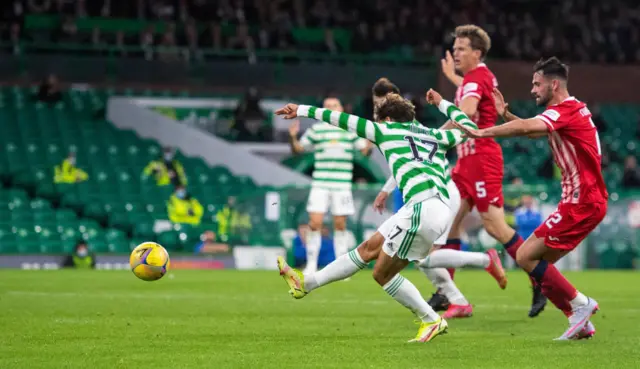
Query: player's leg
277,231,384,298
374,199,449,342
475,162,547,316
480,204,547,316
426,181,471,310
517,202,606,339
332,215,349,256
420,247,506,289
331,190,355,259
516,235,597,340
304,188,329,274
305,212,324,274
440,173,473,280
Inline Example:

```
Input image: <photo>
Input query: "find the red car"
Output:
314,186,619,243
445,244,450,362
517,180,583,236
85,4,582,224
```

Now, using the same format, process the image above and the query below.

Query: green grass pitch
1,269,639,368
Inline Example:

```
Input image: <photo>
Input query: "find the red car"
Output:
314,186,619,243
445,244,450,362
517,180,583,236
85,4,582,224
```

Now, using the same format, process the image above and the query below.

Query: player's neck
462,60,483,75
548,90,571,106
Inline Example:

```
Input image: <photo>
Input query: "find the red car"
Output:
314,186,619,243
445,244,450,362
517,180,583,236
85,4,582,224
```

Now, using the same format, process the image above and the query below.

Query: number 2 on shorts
545,212,563,229
475,181,487,198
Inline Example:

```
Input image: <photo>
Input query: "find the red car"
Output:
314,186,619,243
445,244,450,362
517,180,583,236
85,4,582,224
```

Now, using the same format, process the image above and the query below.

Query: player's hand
373,191,389,214
452,122,485,138
275,103,299,119
441,51,456,79
288,120,300,137
492,88,509,116
425,89,443,106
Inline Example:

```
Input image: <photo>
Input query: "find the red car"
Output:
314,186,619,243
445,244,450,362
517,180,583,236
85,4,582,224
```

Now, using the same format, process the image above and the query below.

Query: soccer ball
130,242,170,281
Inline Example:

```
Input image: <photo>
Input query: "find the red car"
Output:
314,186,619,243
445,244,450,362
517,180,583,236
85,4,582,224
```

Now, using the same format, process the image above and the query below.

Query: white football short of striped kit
306,187,355,216
378,195,453,262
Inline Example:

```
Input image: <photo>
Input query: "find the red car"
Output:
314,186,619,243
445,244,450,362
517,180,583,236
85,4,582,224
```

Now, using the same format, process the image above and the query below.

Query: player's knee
333,218,347,231
357,240,381,263
371,269,388,286
515,247,530,269
308,219,322,231
482,218,509,243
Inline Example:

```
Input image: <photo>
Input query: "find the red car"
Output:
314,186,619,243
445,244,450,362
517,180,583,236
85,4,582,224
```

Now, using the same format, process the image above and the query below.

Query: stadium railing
228,184,639,270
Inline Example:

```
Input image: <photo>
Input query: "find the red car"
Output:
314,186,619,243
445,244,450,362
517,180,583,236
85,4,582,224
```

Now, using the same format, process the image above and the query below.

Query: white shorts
306,187,355,216
434,180,461,245
378,196,452,261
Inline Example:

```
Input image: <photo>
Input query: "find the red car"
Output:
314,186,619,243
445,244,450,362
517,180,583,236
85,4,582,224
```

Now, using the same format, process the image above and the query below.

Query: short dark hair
533,57,569,81
375,93,415,122
372,78,400,97
453,24,491,58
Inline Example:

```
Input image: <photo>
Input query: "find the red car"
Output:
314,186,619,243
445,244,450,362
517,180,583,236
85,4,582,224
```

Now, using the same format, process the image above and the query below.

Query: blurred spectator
54,151,88,183
319,28,338,54
7,0,640,65
55,16,80,43
142,147,187,187
28,0,52,14
194,230,231,254
504,177,524,229
227,22,254,50
514,195,543,240
538,155,562,181
61,240,96,269
167,185,204,225
590,104,607,132
233,87,271,141
215,196,252,242
622,155,640,188
157,29,180,62
36,74,63,105
292,223,335,269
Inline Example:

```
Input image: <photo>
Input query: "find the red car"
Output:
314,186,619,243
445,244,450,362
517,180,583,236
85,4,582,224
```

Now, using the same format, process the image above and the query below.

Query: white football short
378,196,452,262
434,180,461,245
306,187,355,216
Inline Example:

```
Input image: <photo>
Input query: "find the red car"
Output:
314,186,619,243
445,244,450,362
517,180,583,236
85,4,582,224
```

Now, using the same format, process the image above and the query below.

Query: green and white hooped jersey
297,101,477,206
300,123,368,191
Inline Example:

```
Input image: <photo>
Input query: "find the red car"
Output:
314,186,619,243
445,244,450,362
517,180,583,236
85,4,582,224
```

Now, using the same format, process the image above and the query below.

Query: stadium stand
2,0,639,64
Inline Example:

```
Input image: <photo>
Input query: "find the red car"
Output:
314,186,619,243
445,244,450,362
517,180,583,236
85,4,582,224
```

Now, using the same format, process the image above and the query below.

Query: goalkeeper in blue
275,90,507,343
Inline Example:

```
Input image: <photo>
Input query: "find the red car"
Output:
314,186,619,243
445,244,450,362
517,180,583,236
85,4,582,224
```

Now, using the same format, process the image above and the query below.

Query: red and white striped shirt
453,63,502,160
536,97,608,204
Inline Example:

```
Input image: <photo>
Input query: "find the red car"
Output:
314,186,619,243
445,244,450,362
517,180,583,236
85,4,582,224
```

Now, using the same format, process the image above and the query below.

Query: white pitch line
4,290,639,313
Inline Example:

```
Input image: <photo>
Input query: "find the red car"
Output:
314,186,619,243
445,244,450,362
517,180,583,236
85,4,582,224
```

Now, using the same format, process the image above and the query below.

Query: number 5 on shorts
475,181,486,198
545,212,563,229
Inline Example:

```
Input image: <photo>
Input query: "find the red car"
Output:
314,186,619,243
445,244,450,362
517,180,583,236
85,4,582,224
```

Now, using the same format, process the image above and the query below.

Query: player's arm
373,176,396,214
356,138,373,156
381,176,396,194
438,85,480,131
441,50,463,87
425,89,478,147
492,88,544,138
276,104,381,144
288,120,307,154
461,117,548,138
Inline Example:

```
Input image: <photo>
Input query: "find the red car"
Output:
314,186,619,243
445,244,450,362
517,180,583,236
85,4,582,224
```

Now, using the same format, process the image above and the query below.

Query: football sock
383,274,440,322
421,249,490,269
333,230,349,258
503,232,524,261
570,292,588,310
441,239,461,279
304,249,366,292
303,230,321,274
503,232,537,287
421,267,469,305
529,260,576,317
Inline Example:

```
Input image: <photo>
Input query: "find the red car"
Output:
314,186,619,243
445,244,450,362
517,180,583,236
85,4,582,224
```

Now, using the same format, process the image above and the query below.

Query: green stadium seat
134,222,155,239
157,230,180,251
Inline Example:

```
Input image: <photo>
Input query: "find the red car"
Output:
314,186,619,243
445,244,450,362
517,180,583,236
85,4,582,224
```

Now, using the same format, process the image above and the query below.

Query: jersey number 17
404,136,439,164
